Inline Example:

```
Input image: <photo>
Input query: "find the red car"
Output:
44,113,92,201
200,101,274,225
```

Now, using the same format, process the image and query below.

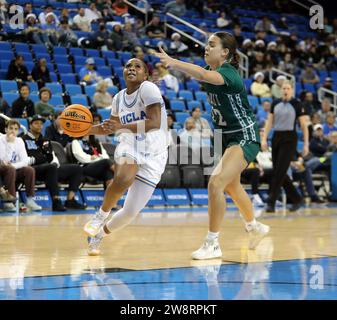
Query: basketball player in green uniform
155,32,270,259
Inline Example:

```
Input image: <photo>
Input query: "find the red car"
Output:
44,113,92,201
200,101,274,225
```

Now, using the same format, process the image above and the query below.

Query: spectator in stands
250,72,272,98
187,107,212,138
135,17,147,38
323,112,337,136
112,0,129,16
22,115,84,211
11,83,35,118
271,75,286,99
179,118,202,150
0,96,10,116
300,64,320,85
241,39,255,58
266,41,280,65
155,62,179,93
123,22,141,49
0,119,41,211
57,19,79,47
85,3,102,23
319,77,335,101
93,80,113,109
31,58,51,89
278,52,296,74
254,16,277,34
249,52,266,75
71,135,114,188
146,15,165,39
301,91,318,116
151,67,168,95
327,131,337,153
256,100,271,127
6,55,32,83
216,10,231,29
38,5,60,26
167,114,179,146
317,98,333,123
90,22,112,50
165,0,187,17
79,58,103,86
254,40,266,53
110,23,124,51
169,33,188,56
101,5,115,22
23,3,33,18
41,13,58,46
24,14,49,46
233,24,243,47
59,8,73,27
309,123,329,157
73,8,92,32
34,87,55,119
45,112,73,148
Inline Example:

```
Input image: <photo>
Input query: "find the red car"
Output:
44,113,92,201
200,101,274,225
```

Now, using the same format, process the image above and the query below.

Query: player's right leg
84,157,139,237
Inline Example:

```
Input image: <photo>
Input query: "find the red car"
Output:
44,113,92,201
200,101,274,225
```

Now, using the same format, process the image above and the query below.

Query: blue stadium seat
107,85,119,96
98,108,112,120
49,72,58,82
74,56,88,65
108,58,123,68
30,93,39,104
0,50,14,61
99,66,112,78
295,82,303,96
54,55,69,64
102,51,116,60
35,54,52,64
92,57,106,67
17,52,33,62
0,80,18,93
25,62,34,73
170,100,186,111
46,83,63,95
187,100,202,111
165,89,177,100
174,112,190,125
261,97,273,104
13,42,29,52
28,82,39,94
195,91,207,102
243,78,253,92
113,67,124,78
60,73,77,84
65,84,82,95
84,85,96,97
15,118,28,132
85,49,101,58
42,119,51,136
117,51,132,62
57,64,73,74
0,69,7,80
178,90,193,101
204,102,212,113
248,95,259,109
31,44,48,55
2,92,18,106
53,47,68,56
303,83,316,93
49,95,64,107
119,78,126,89
69,48,85,56
0,41,12,51
185,80,201,91
70,95,88,106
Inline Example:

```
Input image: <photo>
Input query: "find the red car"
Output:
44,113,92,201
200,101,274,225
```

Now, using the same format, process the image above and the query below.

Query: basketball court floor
0,205,337,300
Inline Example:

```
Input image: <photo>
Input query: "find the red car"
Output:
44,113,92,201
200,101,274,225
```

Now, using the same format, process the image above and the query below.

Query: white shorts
114,143,168,188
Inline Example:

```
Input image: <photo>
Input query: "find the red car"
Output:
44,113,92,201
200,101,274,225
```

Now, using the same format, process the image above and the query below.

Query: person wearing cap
24,14,50,46
38,5,60,26
41,12,58,46
11,83,35,118
73,7,92,32
254,39,265,53
262,80,309,212
241,39,254,57
169,32,188,55
79,58,103,85
146,15,165,39
250,72,271,98
271,75,286,99
266,41,280,65
21,115,85,211
309,123,330,158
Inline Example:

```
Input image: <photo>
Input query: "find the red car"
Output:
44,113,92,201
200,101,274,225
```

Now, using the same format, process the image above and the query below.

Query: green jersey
203,63,257,135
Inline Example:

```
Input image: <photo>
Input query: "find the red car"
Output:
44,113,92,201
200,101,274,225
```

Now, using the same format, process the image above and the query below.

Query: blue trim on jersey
123,88,140,108
135,177,156,189
135,175,156,188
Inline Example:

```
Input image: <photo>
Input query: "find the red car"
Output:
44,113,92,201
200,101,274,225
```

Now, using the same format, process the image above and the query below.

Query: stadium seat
204,102,212,113
74,56,88,65
70,95,88,105
65,84,82,95
13,42,29,52
107,85,119,95
50,72,58,82
0,50,14,61
69,48,85,57
165,89,177,100
117,51,132,62
195,91,208,102
178,90,193,101
187,100,202,111
175,112,190,124
170,100,186,111
92,57,106,67
49,95,64,107
0,41,12,51
0,80,18,93
84,85,96,97
2,92,18,106
303,83,316,93
102,51,116,60
98,108,112,120
113,67,124,78
157,165,181,188
0,69,7,80
0,60,10,70
60,73,77,84
99,66,112,77
108,58,123,68
31,44,49,55
248,95,259,109
260,97,273,105
35,54,52,64
186,80,201,91
53,47,68,56
181,166,205,188
25,62,34,73
119,78,126,89
46,83,63,94
85,49,101,58
57,64,73,74
243,78,253,92
30,93,39,104
27,82,39,94
15,118,29,133
54,55,69,65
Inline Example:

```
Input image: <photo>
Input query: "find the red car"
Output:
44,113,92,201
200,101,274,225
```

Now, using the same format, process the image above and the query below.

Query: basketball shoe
84,210,111,237
87,235,103,256
247,222,270,250
191,239,222,260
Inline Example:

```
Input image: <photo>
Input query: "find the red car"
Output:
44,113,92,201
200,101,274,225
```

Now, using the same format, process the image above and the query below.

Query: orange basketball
59,104,93,138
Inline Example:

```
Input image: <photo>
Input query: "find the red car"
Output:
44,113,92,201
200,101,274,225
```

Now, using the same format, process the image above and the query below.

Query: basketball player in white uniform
84,58,169,255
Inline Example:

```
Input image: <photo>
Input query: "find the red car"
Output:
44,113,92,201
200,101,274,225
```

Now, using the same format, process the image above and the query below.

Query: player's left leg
88,179,156,256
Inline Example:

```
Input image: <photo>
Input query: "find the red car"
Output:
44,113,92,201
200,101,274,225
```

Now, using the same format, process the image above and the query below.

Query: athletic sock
206,231,219,241
245,219,257,232
98,207,110,219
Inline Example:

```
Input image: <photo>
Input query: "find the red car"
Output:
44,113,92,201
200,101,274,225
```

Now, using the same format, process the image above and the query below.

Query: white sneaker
191,239,222,260
252,194,264,207
247,222,270,250
84,211,110,237
3,202,16,212
87,235,103,256
26,198,42,211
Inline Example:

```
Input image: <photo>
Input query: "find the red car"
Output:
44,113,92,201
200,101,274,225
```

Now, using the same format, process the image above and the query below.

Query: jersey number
212,108,227,126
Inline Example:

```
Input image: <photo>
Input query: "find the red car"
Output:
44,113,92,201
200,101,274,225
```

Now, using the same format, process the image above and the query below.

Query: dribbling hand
102,119,121,134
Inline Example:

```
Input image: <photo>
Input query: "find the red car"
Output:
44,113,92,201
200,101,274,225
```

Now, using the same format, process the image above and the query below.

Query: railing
268,67,296,94
123,0,150,25
164,13,249,78
317,87,337,110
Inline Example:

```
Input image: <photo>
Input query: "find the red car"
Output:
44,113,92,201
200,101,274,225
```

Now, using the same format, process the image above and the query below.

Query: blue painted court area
0,257,336,300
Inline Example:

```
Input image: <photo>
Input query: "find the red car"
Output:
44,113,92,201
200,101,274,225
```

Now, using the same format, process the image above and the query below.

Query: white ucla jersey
111,81,169,155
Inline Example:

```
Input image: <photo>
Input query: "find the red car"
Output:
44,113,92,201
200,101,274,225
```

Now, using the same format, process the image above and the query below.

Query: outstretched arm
88,116,120,135
154,46,225,85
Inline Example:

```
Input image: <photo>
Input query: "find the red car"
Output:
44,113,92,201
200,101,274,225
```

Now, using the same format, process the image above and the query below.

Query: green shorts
219,124,261,164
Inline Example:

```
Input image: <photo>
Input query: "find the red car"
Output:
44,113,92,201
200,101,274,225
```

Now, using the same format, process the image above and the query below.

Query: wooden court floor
1,206,337,279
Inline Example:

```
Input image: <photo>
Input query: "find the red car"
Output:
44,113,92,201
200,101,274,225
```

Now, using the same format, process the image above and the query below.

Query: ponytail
230,51,240,69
